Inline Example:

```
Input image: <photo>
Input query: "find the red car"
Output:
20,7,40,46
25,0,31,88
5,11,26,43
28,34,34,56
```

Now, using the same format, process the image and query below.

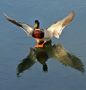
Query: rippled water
0,0,86,90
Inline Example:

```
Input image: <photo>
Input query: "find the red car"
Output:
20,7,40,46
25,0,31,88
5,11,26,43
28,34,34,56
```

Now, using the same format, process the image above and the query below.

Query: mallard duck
17,41,84,76
4,11,75,48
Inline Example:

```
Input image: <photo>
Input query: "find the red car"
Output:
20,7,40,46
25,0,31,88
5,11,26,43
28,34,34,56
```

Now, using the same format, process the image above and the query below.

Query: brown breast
32,30,44,39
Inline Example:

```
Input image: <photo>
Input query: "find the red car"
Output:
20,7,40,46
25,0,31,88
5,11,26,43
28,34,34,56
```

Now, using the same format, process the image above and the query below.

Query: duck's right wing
17,48,36,77
4,13,33,36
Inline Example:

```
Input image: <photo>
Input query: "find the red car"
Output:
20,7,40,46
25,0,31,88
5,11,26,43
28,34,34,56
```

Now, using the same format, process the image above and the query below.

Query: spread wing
4,13,33,36
17,48,36,77
44,11,75,40
52,44,85,73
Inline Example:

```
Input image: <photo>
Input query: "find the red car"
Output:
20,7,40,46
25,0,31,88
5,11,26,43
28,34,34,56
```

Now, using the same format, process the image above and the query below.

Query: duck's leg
34,44,44,48
34,40,46,48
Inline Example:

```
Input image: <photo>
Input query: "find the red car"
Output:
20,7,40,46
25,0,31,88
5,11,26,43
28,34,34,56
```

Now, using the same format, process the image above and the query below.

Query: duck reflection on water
17,40,85,77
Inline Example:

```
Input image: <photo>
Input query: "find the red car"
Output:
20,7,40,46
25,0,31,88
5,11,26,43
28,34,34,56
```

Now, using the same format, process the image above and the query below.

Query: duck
17,41,84,76
31,20,46,47
4,11,75,48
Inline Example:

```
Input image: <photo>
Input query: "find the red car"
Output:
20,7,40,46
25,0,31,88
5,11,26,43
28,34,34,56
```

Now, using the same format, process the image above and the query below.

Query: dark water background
0,0,86,90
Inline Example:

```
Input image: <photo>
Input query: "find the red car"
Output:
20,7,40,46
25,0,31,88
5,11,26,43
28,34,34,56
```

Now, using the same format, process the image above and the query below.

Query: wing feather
4,13,33,36
44,11,75,40
52,44,84,72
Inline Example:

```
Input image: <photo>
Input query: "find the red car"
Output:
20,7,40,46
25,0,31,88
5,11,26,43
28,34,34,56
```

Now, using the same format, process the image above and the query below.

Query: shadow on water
17,40,85,77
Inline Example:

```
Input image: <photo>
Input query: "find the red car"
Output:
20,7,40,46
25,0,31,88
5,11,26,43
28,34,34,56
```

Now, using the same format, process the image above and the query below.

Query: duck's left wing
52,44,85,73
44,11,75,40
4,13,33,36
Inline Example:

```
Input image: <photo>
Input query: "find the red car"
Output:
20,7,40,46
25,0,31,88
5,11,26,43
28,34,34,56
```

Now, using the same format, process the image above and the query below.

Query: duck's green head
34,20,40,29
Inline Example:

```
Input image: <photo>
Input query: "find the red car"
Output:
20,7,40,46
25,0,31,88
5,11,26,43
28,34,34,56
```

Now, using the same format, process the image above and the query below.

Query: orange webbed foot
34,44,45,48
34,40,47,48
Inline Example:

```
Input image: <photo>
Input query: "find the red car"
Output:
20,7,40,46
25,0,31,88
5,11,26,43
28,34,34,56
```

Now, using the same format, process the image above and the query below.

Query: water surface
0,0,86,90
